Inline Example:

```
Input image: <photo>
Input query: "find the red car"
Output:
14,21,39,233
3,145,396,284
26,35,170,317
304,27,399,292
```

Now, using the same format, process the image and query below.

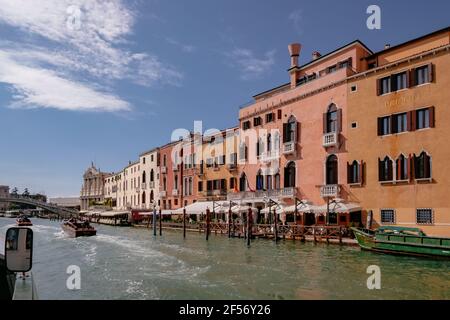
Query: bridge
0,196,79,219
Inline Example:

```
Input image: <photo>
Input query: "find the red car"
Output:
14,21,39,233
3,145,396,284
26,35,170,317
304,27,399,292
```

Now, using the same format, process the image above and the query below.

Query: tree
22,188,30,197
11,187,18,196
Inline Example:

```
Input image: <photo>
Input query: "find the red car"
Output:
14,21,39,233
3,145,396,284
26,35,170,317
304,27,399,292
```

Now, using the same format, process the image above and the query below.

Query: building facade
347,27,450,236
80,164,111,210
0,185,9,211
139,148,160,210
232,40,372,225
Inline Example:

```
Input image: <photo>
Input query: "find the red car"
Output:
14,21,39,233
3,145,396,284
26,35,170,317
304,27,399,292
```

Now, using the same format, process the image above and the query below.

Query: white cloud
165,37,196,53
0,51,130,112
288,9,304,35
0,0,182,112
227,48,276,80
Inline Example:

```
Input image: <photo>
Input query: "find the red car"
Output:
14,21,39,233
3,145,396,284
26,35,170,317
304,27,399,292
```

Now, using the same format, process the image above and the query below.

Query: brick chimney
288,43,302,88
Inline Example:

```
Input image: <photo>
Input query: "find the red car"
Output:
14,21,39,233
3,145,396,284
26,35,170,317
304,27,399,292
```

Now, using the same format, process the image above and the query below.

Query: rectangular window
393,72,407,91
415,65,430,85
328,65,337,74
378,116,391,136
198,181,203,192
416,108,431,130
242,121,251,130
230,178,235,190
392,113,408,134
230,153,237,165
207,181,213,191
277,109,282,120
380,76,391,95
265,113,274,123
253,117,262,127
416,209,433,224
380,209,395,224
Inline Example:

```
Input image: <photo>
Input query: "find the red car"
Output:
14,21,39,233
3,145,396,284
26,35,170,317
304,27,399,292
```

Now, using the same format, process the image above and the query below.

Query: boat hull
351,228,450,258
62,224,97,238
16,222,33,227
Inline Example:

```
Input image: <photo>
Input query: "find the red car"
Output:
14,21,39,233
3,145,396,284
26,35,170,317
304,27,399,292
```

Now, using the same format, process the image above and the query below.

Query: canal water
0,218,449,300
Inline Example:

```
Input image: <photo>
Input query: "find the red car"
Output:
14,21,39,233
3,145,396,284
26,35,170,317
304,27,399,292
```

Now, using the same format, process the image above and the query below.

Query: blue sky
0,0,449,197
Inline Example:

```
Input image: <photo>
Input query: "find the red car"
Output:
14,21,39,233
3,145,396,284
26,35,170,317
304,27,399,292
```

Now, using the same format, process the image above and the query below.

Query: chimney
384,44,391,49
288,43,302,67
312,51,321,60
288,43,302,88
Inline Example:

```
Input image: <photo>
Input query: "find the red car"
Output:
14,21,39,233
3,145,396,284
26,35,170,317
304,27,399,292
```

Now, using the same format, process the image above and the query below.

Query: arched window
347,160,361,184
266,175,273,190
274,173,281,189
396,154,409,181
284,162,296,188
163,177,167,191
256,170,264,190
327,104,337,133
283,116,297,143
379,156,393,182
174,175,179,190
414,152,431,179
142,171,146,184
239,173,247,192
142,191,146,204
256,137,264,157
150,190,154,202
150,169,154,182
239,142,248,161
326,155,338,185
273,131,280,155
267,134,272,152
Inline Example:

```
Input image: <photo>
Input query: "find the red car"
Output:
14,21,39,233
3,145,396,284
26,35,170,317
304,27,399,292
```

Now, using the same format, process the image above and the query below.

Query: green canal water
0,218,449,300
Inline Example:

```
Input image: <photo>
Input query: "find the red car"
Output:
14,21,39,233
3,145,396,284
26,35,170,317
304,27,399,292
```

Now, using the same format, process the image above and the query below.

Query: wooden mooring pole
228,206,232,238
206,208,211,241
159,209,162,236
247,208,252,246
183,208,186,239
152,208,157,236
273,206,278,242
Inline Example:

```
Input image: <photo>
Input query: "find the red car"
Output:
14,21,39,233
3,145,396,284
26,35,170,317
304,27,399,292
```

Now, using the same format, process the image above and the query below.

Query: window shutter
378,158,383,182
283,123,288,143
376,79,381,96
347,162,351,184
377,117,383,136
429,106,435,128
409,69,416,87
294,122,299,143
411,110,417,131
408,155,412,181
406,70,411,88
428,63,434,83
425,155,431,179
347,57,353,68
278,109,282,120
359,161,364,185
389,116,394,135
396,158,401,181
390,75,397,92
323,113,328,134
337,109,343,133
407,112,412,131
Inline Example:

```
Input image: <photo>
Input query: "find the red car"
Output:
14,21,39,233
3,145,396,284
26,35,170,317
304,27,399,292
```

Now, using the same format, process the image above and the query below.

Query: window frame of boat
416,208,434,225
380,209,396,224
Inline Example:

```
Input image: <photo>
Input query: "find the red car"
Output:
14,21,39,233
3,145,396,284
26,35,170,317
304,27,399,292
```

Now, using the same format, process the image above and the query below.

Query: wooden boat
351,226,450,258
16,216,33,227
62,219,97,238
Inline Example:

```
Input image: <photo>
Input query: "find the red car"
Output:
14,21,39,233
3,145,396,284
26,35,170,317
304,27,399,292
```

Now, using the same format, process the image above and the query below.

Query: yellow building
347,27,450,236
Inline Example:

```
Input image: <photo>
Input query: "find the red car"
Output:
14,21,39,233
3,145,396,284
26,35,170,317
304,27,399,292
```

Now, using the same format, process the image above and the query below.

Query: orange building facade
347,27,450,236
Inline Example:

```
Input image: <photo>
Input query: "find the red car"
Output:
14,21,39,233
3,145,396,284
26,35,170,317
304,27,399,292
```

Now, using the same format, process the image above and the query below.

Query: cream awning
314,202,362,214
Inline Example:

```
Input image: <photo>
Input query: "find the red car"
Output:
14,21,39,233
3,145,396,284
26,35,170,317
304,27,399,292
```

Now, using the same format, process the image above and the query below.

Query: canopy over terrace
313,202,362,214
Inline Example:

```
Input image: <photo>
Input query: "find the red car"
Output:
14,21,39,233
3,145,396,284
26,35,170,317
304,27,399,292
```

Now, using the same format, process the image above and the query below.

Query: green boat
351,226,450,258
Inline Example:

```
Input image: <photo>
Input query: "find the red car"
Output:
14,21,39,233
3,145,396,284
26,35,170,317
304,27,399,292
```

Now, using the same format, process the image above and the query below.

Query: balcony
172,189,179,197
320,185,340,198
173,165,179,172
160,166,167,174
260,150,280,163
283,142,296,155
227,163,238,171
149,181,155,189
323,132,338,148
227,187,296,201
160,190,167,198
141,183,147,190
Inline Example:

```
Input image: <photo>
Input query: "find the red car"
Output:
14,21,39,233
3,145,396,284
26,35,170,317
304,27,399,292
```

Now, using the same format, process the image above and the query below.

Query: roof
365,25,450,59
252,40,372,100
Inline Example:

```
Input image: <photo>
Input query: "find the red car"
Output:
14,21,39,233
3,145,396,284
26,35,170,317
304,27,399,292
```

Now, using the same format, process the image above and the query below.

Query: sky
0,0,449,197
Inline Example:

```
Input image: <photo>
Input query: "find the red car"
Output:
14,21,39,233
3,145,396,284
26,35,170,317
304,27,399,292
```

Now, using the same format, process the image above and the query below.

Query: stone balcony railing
149,181,155,189
172,189,179,197
323,132,338,148
160,166,167,174
320,185,340,198
283,142,296,155
228,187,296,201
160,190,167,198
